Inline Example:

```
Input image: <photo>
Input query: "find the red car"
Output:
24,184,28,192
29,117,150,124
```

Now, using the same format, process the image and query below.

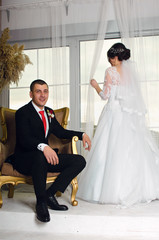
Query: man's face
30,83,49,109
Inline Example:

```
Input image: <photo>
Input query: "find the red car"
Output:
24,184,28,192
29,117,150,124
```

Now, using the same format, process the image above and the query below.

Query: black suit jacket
14,101,83,172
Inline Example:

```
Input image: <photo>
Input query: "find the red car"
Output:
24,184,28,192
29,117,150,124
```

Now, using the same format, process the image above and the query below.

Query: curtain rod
0,0,71,11
0,0,102,10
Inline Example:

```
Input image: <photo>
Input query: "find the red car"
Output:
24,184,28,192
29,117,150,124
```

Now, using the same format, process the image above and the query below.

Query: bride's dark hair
107,43,130,61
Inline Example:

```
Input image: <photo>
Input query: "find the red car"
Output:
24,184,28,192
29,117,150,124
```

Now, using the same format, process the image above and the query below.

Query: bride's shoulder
105,66,117,75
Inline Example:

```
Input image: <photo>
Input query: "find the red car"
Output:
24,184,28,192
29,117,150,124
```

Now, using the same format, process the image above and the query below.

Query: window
80,39,121,129
9,36,159,134
80,37,159,131
9,47,70,111
134,36,159,131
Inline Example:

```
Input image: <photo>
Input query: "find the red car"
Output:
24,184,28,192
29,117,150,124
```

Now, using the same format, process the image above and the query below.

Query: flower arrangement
0,28,32,92
47,109,55,122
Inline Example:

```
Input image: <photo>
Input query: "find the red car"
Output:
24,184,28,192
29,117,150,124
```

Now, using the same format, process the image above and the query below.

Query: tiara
109,47,125,54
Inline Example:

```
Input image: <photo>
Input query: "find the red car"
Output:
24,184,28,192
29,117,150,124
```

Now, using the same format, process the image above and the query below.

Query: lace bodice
99,67,120,100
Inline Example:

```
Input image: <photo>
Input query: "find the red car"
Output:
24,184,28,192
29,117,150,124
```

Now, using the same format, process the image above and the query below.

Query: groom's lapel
44,107,51,128
28,101,44,129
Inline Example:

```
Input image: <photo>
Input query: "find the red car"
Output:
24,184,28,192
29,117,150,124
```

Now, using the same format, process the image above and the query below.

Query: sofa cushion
1,162,60,178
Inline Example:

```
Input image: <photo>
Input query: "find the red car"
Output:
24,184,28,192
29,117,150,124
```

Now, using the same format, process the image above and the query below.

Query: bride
77,43,159,207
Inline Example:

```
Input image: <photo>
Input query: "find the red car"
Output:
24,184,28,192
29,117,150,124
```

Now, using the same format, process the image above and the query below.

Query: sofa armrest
0,142,8,169
72,136,79,154
48,133,80,155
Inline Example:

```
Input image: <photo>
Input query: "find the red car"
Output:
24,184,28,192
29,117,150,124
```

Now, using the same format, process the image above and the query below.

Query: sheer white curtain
78,0,112,157
84,0,110,140
114,0,159,130
0,1,69,110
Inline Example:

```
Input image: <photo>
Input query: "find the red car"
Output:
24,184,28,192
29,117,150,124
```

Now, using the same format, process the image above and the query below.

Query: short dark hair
30,79,48,91
107,43,130,61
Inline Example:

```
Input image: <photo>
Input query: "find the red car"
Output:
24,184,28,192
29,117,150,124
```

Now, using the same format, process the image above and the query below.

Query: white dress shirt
31,101,49,152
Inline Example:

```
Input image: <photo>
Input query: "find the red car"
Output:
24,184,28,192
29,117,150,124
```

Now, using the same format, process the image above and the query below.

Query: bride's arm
90,70,112,100
90,79,102,94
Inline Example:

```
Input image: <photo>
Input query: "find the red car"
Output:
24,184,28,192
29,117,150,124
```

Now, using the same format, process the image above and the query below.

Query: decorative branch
0,28,32,92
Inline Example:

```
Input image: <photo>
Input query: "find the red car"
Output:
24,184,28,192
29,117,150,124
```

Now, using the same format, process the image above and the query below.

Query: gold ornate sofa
0,106,79,208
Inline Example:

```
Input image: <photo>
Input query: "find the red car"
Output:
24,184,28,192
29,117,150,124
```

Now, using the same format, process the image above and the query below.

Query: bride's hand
90,79,98,89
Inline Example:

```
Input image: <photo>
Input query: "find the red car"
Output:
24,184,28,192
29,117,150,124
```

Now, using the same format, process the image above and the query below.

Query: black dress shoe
36,202,50,222
47,195,68,211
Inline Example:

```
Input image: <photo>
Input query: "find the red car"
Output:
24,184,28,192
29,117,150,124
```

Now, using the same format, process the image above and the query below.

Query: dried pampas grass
0,28,32,92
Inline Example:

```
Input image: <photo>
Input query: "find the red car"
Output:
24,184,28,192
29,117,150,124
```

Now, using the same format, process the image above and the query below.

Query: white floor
1,185,159,240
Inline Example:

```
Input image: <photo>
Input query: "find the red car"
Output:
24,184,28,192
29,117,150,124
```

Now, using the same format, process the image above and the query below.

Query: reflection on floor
1,184,159,240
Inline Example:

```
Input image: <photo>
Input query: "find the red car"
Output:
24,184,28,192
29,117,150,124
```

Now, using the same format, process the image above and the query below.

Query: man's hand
82,133,91,151
43,146,59,165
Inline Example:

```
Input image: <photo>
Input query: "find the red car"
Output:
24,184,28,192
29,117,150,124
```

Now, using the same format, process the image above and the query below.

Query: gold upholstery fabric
1,162,60,178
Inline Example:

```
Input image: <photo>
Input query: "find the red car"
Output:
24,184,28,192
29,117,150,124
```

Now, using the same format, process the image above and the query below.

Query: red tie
39,111,46,134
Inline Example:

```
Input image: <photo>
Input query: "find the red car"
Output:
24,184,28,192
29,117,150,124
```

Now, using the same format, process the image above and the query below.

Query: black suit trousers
14,150,86,201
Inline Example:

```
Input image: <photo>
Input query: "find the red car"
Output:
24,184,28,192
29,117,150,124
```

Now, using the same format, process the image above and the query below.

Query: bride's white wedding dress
77,61,159,207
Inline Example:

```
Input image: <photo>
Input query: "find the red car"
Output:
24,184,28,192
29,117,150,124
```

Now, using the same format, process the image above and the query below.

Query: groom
13,79,91,223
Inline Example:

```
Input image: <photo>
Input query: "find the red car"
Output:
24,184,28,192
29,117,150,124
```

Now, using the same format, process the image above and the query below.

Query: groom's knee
75,154,86,171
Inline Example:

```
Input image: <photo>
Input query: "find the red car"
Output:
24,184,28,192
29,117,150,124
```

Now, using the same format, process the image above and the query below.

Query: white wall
1,0,158,43
1,0,115,29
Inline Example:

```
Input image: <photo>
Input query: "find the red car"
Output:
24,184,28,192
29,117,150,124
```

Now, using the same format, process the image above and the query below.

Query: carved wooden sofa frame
0,106,79,208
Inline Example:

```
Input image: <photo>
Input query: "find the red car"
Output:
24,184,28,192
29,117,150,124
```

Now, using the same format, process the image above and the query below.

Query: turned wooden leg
71,177,78,206
8,184,14,198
